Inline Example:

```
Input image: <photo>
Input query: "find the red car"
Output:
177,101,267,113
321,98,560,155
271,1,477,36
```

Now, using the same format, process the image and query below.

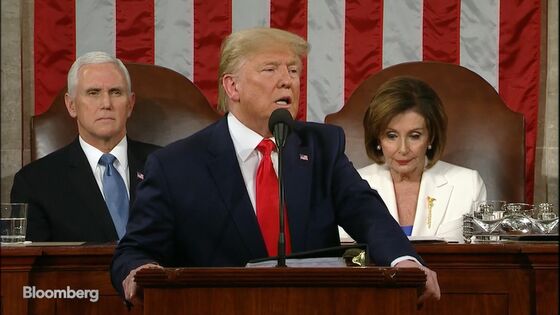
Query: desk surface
2,240,556,255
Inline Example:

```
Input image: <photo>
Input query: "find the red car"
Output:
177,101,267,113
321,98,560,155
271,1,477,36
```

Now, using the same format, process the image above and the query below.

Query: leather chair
31,62,222,160
325,61,525,202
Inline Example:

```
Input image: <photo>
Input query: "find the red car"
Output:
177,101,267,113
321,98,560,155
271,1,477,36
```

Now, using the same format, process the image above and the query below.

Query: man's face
224,47,301,136
65,62,134,149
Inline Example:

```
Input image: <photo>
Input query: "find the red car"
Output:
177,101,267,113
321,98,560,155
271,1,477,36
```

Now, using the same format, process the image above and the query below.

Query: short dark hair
363,76,447,168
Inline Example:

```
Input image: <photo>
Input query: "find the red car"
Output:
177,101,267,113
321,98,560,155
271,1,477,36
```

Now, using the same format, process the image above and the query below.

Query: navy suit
111,116,420,295
10,137,160,242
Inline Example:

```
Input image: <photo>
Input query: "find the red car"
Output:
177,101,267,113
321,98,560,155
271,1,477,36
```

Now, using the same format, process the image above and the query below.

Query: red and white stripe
34,0,541,201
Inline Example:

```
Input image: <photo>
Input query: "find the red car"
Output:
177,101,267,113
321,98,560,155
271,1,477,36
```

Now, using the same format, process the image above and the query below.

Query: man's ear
222,74,240,102
127,92,136,118
64,93,78,118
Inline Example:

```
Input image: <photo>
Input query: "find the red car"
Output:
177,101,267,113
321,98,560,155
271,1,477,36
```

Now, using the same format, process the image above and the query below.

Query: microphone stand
269,108,292,268
276,142,287,267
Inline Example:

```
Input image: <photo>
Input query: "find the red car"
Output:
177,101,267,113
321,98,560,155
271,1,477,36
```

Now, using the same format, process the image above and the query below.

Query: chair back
325,61,525,202
31,63,221,160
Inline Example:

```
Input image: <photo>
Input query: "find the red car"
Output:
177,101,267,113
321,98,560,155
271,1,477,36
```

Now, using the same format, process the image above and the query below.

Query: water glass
472,200,506,221
503,202,535,217
1,203,28,245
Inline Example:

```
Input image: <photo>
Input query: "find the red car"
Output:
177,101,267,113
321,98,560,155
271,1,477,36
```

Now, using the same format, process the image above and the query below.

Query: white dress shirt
227,113,277,213
79,136,130,199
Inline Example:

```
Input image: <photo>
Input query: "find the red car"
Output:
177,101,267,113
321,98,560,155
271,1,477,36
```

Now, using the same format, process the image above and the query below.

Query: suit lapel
206,118,268,258
66,139,118,239
282,130,312,252
127,140,144,203
374,167,399,220
412,169,452,236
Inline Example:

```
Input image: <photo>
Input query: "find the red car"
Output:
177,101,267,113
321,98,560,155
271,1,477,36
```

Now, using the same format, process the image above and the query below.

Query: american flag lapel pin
299,154,309,161
136,172,144,180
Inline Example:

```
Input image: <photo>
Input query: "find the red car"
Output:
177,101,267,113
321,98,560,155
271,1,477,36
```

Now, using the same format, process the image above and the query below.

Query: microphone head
268,108,294,134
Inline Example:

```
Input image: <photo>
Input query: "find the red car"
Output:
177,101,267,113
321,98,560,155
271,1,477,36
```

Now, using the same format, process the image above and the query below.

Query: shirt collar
227,113,274,162
79,136,128,170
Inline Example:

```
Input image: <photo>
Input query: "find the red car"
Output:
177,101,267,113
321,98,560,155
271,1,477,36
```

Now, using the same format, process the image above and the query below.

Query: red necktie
255,139,291,256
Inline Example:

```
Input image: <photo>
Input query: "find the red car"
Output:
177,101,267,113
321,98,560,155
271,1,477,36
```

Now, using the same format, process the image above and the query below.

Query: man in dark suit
111,28,440,306
11,51,159,242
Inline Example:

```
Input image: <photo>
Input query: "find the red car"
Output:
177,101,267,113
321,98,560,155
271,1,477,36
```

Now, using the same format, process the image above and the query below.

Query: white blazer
339,160,486,242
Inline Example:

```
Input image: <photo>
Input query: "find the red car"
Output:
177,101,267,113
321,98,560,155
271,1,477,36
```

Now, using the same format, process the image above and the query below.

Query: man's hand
122,263,162,306
395,260,441,307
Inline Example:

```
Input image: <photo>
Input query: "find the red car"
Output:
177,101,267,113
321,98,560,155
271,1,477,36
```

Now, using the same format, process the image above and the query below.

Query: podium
135,267,425,315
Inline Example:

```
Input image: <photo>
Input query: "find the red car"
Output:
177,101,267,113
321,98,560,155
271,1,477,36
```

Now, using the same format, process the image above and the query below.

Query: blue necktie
98,153,129,239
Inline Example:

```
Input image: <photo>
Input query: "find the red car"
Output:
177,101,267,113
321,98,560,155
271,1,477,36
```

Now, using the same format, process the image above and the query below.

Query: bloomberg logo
23,286,99,302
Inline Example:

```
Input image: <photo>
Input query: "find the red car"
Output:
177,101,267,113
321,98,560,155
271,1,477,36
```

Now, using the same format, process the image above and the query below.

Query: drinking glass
534,203,558,234
472,200,506,221
501,203,535,234
1,203,28,245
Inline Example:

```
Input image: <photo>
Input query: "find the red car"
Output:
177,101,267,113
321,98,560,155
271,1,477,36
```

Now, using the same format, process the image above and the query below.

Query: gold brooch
427,196,436,228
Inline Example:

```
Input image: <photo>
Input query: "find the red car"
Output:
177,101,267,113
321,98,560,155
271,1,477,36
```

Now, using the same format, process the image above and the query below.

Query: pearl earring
428,144,432,150
376,145,381,151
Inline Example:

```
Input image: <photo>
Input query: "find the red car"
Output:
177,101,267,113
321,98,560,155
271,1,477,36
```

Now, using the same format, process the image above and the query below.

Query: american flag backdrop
34,0,542,202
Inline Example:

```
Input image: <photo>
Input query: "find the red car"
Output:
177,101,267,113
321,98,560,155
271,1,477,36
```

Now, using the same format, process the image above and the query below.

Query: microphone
268,108,293,148
268,108,293,267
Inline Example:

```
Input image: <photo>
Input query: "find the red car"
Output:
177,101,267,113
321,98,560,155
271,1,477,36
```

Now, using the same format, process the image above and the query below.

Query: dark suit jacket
111,116,421,295
10,137,160,242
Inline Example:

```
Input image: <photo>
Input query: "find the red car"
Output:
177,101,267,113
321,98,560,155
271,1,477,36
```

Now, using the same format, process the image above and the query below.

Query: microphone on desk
268,108,293,267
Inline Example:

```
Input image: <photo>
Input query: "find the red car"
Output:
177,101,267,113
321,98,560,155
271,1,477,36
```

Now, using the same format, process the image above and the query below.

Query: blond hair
217,27,309,113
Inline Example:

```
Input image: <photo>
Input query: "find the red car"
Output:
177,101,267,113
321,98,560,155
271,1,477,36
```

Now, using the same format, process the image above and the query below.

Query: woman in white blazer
341,76,486,242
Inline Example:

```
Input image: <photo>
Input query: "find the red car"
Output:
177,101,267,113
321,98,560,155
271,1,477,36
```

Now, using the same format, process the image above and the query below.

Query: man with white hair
11,51,160,242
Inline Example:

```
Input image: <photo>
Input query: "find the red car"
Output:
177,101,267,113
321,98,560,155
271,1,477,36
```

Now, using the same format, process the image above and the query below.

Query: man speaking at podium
111,27,440,306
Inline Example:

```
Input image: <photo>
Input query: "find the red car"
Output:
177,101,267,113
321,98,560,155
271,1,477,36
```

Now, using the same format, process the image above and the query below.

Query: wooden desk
1,243,558,315
0,245,138,315
416,242,559,315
